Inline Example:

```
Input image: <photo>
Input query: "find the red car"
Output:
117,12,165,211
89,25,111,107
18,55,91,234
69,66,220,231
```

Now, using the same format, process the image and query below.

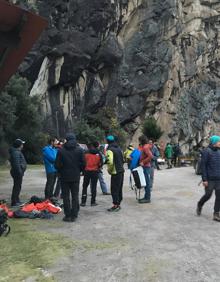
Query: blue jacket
43,145,57,174
201,146,220,181
130,148,141,170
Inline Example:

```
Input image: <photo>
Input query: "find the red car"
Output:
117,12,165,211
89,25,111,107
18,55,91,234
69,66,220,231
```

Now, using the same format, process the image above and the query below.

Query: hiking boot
91,202,98,206
71,217,77,222
107,206,120,212
196,204,202,216
138,198,151,204
63,216,72,222
80,203,86,207
213,213,220,222
103,192,111,195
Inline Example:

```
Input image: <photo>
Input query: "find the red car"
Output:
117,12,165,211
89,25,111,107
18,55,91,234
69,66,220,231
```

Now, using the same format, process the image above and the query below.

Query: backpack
131,166,146,200
0,209,10,237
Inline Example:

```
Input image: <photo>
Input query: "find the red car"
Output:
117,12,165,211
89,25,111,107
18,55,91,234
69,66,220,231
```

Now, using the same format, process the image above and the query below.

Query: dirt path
0,166,219,282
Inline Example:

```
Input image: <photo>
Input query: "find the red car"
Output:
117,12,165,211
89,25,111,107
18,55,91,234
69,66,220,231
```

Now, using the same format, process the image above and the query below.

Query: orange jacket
21,200,61,214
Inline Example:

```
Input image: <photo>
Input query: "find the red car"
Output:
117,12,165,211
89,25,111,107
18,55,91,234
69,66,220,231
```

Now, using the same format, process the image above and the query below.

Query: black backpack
0,209,10,237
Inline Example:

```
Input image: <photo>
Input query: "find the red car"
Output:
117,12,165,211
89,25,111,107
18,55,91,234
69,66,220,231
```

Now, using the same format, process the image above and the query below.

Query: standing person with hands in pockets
9,138,27,207
197,135,220,222
55,133,85,222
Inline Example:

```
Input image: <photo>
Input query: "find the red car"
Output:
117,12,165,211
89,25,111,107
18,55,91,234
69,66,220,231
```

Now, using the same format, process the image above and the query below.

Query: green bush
142,117,163,141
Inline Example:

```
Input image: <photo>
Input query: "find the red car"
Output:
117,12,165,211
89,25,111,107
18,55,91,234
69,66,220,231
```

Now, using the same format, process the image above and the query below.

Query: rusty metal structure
0,0,47,90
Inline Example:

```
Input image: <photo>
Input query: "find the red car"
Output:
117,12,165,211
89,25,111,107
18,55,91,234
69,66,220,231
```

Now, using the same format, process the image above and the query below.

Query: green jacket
165,144,173,159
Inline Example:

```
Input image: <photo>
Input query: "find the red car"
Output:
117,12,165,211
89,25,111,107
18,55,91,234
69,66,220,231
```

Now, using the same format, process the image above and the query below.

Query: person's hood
66,133,76,142
64,139,77,150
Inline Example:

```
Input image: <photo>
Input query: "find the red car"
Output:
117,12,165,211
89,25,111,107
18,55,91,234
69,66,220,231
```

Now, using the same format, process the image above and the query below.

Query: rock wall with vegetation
15,0,220,147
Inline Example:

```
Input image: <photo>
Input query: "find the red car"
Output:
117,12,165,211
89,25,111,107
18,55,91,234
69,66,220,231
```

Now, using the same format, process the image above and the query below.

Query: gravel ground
0,166,219,282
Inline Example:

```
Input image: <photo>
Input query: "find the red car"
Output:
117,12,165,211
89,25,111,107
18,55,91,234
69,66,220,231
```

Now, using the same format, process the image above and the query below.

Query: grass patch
0,219,73,282
0,219,128,281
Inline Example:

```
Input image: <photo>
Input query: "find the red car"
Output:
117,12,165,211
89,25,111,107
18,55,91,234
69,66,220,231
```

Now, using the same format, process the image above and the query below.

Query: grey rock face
18,0,220,146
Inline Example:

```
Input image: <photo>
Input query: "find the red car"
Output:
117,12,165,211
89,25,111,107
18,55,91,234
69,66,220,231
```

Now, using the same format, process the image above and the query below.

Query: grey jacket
9,147,27,176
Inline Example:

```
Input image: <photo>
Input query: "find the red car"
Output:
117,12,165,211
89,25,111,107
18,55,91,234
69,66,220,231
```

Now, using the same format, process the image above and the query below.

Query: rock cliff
16,0,220,148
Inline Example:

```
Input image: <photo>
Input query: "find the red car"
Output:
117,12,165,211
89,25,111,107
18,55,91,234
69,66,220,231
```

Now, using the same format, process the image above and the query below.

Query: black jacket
201,145,220,181
9,147,27,177
107,143,124,174
55,140,85,182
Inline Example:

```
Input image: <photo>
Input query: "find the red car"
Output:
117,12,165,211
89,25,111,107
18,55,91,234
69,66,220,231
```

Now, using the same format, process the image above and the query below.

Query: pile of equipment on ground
0,197,62,236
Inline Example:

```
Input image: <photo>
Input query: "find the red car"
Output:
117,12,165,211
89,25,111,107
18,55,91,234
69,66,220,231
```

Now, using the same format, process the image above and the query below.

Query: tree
0,74,47,163
73,119,105,144
86,107,128,148
142,117,163,141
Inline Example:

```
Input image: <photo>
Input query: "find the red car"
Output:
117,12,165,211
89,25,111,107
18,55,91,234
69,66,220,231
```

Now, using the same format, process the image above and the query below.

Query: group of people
8,134,125,222
7,133,220,223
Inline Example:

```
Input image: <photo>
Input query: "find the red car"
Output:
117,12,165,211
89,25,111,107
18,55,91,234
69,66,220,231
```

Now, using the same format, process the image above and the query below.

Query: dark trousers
198,180,220,213
111,172,124,206
82,171,98,204
45,172,57,199
61,181,80,218
11,173,23,205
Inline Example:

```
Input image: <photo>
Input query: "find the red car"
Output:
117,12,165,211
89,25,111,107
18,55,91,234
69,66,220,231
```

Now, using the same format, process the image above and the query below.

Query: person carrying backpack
81,142,103,207
9,139,27,206
197,135,220,222
106,135,124,212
